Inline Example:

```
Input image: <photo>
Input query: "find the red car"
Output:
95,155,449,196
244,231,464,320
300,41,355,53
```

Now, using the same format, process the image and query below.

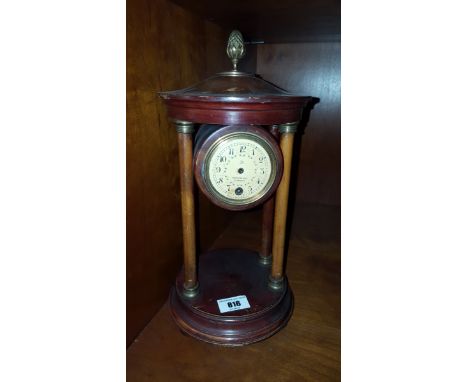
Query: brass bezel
202,132,278,207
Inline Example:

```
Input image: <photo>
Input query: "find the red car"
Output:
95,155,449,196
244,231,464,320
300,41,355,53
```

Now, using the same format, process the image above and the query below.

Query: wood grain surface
127,203,340,381
257,42,341,206
126,0,233,346
170,248,293,346
170,0,341,43
260,125,279,263
177,132,197,289
271,132,296,281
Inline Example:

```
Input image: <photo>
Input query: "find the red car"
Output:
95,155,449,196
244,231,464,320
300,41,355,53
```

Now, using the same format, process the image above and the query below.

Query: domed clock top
160,30,311,126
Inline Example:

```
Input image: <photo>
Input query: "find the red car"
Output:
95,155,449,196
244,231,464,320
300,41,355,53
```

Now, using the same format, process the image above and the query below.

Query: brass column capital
278,121,299,134
174,120,195,134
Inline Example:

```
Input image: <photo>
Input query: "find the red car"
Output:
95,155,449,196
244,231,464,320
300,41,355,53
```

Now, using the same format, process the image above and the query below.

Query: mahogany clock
160,30,313,346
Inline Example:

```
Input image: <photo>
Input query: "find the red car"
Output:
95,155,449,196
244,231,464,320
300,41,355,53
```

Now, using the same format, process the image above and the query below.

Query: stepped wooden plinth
170,249,294,346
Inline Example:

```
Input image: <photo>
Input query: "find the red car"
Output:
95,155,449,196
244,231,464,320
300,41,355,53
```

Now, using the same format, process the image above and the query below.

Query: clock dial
207,138,272,201
194,125,283,211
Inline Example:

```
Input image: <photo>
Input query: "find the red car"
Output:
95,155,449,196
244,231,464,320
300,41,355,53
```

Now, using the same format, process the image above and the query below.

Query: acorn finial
226,30,245,71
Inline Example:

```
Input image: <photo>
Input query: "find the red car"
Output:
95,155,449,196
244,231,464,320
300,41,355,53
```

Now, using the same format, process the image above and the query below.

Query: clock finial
226,30,246,71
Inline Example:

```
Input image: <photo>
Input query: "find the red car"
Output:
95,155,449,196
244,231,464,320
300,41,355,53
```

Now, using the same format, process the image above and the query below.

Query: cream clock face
206,135,274,205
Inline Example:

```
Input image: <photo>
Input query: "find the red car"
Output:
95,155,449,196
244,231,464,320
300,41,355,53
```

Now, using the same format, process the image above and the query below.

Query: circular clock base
170,249,294,346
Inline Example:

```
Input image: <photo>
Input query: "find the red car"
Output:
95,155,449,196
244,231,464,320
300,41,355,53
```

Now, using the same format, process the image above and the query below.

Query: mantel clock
160,30,313,346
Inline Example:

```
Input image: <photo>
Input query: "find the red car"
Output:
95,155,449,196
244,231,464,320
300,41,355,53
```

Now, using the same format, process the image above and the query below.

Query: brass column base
268,275,284,291
258,253,272,266
182,281,199,298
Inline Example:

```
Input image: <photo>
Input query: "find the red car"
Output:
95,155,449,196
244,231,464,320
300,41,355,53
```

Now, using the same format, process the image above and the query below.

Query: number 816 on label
217,295,250,313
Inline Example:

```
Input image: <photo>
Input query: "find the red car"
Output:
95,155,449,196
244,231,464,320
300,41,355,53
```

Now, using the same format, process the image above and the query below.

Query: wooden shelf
127,203,340,381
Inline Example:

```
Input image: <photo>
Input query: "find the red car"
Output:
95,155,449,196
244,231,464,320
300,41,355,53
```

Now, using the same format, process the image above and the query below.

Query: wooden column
259,125,280,266
269,122,298,290
174,120,199,298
